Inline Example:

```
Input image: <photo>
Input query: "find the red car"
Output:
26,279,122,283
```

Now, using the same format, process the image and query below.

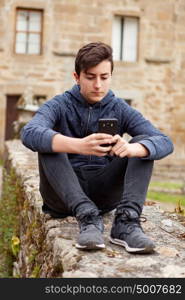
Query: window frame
14,7,44,55
125,99,132,106
112,15,140,63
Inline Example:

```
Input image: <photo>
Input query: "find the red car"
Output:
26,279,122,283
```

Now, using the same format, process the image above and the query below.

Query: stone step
149,186,183,195
152,165,185,182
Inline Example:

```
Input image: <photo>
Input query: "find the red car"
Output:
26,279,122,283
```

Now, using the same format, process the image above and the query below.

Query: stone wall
3,140,185,278
0,0,185,171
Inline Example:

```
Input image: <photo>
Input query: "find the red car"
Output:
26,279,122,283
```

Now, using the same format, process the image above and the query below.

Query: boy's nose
94,78,101,88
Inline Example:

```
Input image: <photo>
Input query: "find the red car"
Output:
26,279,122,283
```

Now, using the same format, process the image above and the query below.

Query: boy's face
74,60,112,104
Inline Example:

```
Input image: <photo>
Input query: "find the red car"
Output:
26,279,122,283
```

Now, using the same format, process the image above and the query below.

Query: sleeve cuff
138,140,156,160
40,129,59,153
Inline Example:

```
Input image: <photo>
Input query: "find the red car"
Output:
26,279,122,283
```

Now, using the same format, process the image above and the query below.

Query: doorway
5,95,21,140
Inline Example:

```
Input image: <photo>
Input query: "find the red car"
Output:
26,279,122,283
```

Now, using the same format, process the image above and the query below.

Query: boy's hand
110,135,149,158
80,133,114,156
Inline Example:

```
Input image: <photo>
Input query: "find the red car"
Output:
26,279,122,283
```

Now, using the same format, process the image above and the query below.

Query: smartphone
98,118,118,147
98,118,118,135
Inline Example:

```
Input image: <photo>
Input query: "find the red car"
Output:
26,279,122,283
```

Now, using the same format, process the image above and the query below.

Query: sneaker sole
75,243,105,250
109,237,155,254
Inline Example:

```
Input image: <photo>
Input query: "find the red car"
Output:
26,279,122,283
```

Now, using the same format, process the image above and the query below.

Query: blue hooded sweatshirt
21,84,174,167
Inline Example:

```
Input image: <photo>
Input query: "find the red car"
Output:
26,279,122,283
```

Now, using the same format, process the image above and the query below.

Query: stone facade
0,0,185,171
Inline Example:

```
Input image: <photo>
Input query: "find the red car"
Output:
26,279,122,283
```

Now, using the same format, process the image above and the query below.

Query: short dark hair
75,42,114,76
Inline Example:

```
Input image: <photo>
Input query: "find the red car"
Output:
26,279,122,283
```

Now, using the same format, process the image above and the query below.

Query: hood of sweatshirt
65,84,115,107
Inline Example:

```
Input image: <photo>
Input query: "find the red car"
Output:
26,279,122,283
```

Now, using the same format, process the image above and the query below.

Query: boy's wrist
52,133,83,154
136,143,149,157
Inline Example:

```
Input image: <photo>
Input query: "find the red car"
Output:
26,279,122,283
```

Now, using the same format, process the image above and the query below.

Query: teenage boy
21,42,173,253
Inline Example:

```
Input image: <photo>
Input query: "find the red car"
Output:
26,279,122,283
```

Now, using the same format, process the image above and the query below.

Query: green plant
174,199,185,215
11,236,20,257
0,168,21,277
30,264,41,278
28,249,38,264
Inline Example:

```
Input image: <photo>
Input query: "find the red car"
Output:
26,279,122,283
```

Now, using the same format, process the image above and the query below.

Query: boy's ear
73,72,80,84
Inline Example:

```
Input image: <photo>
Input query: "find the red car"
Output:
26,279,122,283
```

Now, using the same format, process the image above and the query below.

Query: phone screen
98,118,118,135
98,118,118,147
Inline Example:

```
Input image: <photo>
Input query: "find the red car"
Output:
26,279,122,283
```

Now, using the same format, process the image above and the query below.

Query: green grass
0,169,20,277
147,191,185,206
149,181,184,190
148,180,185,211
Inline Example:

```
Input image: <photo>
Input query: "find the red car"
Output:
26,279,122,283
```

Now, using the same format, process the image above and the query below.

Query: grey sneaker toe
109,233,155,254
76,224,105,250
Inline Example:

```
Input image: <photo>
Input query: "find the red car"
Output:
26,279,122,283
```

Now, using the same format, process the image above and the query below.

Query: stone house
0,0,185,177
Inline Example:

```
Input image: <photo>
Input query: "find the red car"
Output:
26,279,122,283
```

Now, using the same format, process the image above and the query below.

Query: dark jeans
38,136,154,218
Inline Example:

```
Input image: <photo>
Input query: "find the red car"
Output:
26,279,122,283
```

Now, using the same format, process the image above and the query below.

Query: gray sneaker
109,208,155,254
75,210,105,250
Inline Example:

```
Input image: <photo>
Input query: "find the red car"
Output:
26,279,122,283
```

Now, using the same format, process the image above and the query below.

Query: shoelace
80,214,102,232
116,211,147,234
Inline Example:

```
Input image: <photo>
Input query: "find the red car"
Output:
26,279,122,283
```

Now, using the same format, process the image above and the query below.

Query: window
15,8,43,55
112,16,139,62
125,99,132,106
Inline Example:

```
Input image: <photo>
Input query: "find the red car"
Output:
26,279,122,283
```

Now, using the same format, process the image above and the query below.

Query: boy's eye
86,76,108,80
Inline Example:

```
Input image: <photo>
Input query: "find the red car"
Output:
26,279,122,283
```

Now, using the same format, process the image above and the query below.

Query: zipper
85,106,93,136
85,106,93,163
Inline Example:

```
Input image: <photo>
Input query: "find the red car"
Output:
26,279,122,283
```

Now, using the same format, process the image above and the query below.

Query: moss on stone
28,248,39,264
30,264,41,278
0,168,21,277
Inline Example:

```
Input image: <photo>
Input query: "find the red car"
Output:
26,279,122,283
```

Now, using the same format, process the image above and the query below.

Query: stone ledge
4,140,185,278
